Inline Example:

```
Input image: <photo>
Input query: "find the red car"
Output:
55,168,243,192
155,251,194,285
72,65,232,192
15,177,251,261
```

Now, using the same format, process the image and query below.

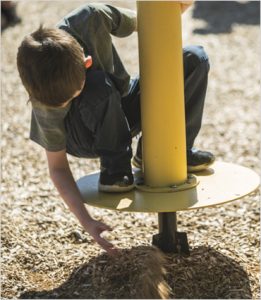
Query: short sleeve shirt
30,3,136,151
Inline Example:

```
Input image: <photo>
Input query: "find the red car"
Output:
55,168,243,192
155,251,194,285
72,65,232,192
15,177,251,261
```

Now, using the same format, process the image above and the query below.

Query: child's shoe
187,148,215,172
99,169,134,192
132,137,215,172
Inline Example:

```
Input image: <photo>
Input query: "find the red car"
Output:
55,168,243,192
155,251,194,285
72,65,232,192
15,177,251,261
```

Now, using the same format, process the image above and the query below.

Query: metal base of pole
152,212,190,255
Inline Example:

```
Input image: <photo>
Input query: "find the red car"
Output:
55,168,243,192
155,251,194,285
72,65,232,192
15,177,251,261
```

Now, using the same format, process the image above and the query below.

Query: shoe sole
132,156,215,173
98,182,135,193
187,160,215,172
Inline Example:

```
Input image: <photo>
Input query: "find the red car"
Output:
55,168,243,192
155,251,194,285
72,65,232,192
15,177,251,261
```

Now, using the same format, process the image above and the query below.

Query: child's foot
186,148,215,172
99,170,134,193
132,138,215,172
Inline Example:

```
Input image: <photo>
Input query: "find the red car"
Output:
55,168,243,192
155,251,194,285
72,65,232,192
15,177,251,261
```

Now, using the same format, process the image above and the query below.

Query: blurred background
1,1,260,299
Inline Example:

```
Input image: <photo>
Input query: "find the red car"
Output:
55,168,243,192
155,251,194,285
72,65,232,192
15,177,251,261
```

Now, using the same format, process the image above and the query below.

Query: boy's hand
83,219,118,256
46,149,118,256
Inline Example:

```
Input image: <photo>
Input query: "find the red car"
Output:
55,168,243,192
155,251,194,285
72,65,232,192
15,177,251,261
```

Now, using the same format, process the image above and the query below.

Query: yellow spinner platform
76,161,260,213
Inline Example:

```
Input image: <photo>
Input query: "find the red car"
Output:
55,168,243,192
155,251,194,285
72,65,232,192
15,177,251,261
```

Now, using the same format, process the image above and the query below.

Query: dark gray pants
65,45,209,174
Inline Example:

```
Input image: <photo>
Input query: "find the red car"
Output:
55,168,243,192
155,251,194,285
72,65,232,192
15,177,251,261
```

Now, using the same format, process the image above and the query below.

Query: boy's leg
183,45,209,150
121,77,142,137
65,100,96,158
97,98,134,191
131,45,214,171
95,92,133,175
121,77,142,169
183,45,215,171
122,47,209,147
65,70,134,191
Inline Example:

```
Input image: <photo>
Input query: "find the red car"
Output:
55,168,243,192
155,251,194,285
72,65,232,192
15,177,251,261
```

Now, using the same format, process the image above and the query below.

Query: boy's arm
93,4,137,37
45,149,117,255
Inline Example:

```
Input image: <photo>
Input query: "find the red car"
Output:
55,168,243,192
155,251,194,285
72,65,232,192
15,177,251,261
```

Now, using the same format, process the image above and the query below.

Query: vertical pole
158,212,177,234
137,2,190,254
154,212,190,255
137,1,187,188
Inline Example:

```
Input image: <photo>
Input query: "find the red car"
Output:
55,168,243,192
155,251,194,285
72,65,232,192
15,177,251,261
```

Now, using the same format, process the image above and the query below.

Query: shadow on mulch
192,1,260,34
19,245,252,299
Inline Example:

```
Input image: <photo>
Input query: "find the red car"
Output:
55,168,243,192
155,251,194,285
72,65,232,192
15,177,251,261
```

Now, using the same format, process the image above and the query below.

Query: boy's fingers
103,224,113,231
98,223,113,232
96,236,118,256
96,236,114,250
87,221,117,255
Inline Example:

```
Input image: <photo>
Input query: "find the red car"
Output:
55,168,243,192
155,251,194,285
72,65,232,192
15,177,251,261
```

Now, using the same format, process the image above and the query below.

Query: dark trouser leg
65,70,132,175
65,100,96,158
121,77,142,137
96,92,132,175
183,45,210,150
121,46,209,155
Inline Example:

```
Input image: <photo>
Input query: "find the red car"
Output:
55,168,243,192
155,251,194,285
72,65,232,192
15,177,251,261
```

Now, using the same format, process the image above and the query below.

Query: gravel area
1,1,260,299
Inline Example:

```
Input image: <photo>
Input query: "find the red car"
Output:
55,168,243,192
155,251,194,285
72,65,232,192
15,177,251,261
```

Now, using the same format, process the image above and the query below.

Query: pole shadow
19,245,252,299
192,1,260,34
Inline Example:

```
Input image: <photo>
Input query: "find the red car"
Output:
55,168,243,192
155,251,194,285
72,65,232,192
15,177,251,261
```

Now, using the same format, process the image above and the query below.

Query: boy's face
59,55,92,108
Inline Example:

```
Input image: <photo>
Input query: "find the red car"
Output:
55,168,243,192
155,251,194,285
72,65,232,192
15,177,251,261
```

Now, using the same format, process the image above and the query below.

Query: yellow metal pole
137,1,187,187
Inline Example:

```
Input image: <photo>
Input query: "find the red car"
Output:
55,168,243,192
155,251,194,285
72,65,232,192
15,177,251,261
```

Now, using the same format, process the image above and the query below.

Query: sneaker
99,170,134,193
132,138,215,172
187,148,215,172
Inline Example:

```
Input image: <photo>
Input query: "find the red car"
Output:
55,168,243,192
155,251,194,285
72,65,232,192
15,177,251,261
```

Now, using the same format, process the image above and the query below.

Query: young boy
17,2,214,255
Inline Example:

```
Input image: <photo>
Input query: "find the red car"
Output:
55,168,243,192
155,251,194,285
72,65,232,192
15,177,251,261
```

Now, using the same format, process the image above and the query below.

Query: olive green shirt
30,3,136,151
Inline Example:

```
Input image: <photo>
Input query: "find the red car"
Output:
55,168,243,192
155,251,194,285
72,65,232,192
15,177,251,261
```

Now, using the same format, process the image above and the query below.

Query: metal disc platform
76,161,260,213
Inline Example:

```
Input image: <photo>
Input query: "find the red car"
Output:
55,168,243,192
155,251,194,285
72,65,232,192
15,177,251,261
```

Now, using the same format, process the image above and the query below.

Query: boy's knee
184,45,210,72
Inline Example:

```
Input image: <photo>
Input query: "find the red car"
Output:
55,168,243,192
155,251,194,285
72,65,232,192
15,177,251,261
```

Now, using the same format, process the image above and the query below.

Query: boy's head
17,26,87,107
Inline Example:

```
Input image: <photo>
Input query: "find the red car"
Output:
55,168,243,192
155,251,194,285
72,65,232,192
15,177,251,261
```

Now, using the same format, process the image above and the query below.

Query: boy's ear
85,55,93,69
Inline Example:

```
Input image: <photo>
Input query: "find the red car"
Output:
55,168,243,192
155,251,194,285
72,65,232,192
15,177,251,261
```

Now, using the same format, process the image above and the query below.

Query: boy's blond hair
17,26,86,107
